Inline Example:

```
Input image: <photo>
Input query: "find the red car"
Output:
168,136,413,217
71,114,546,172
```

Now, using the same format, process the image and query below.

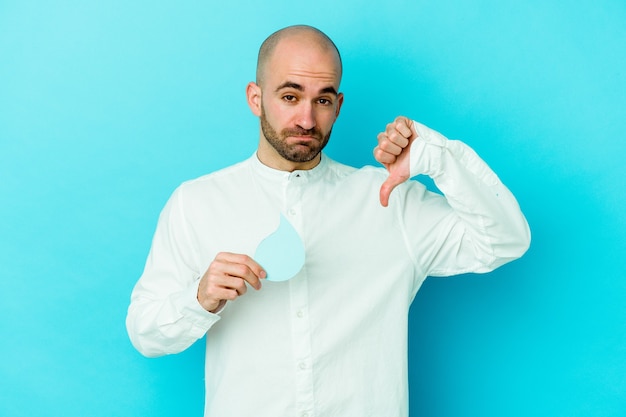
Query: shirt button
288,208,297,216
301,413,309,417
298,362,307,370
296,310,304,318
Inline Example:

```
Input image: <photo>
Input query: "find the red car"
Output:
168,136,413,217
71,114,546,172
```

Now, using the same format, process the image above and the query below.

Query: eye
318,98,333,106
282,95,297,102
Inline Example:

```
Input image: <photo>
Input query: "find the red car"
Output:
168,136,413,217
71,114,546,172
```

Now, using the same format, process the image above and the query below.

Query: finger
379,176,401,207
394,117,413,138
373,146,396,165
209,273,248,295
224,261,262,291
376,133,403,155
383,126,410,149
229,276,248,296
198,260,257,312
215,252,266,289
379,171,409,207
207,285,239,303
197,271,240,312
379,181,391,207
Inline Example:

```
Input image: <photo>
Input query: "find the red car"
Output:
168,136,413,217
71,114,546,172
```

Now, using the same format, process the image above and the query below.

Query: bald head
256,25,342,86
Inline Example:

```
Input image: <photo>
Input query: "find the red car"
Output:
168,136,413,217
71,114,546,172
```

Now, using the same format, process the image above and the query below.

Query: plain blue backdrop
1,1,625,416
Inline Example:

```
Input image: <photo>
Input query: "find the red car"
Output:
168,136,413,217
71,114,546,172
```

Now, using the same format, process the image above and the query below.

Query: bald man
127,25,530,417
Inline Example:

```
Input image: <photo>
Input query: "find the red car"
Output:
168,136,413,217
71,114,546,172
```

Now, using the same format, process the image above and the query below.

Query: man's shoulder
167,157,254,205
324,157,387,181
183,157,253,186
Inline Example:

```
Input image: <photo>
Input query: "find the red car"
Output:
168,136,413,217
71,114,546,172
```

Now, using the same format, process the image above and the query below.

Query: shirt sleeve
398,121,531,277
126,186,220,358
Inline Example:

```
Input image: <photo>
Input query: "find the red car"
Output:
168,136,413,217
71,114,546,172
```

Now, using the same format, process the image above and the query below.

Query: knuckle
238,253,253,263
234,264,249,277
224,290,238,300
374,148,389,161
207,261,220,273
206,281,221,293
381,139,399,153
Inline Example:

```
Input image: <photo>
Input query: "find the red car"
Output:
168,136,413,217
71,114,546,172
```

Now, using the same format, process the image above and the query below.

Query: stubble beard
260,105,332,163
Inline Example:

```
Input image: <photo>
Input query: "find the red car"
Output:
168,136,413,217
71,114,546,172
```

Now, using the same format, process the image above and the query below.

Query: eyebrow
275,81,338,96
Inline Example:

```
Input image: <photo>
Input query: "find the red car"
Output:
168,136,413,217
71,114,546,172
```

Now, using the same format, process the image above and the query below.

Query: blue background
1,1,625,416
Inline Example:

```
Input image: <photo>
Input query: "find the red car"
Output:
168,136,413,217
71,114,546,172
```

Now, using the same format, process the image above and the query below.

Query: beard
260,105,332,163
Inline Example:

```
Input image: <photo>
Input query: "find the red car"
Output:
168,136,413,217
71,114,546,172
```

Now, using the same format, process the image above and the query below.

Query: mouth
286,135,319,144
284,128,320,140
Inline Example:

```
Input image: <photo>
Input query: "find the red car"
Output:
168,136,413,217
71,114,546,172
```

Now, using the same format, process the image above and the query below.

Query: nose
296,102,316,131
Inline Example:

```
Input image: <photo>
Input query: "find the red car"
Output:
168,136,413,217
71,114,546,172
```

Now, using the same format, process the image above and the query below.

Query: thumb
379,174,404,207
379,144,412,207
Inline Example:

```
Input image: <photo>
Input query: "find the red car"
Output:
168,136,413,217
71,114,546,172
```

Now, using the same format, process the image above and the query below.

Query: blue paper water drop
254,214,305,282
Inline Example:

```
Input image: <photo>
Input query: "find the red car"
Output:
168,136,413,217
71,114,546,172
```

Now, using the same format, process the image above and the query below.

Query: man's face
249,35,343,170
259,102,332,164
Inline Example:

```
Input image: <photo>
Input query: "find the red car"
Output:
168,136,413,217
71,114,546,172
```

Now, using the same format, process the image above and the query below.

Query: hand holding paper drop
254,214,305,282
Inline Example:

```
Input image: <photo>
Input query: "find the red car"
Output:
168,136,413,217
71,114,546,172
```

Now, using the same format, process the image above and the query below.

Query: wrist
208,299,227,314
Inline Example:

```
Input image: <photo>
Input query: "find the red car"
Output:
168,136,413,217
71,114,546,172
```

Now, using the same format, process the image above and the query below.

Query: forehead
265,36,341,89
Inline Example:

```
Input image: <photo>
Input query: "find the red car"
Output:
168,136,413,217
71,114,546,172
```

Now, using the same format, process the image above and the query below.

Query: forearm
410,121,530,272
126,279,219,357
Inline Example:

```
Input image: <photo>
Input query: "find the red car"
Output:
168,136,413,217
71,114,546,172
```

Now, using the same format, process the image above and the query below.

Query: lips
282,128,322,140
289,135,316,141
283,132,322,143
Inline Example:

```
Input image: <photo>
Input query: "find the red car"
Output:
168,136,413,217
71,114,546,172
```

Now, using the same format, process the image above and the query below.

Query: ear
246,82,262,117
335,92,344,119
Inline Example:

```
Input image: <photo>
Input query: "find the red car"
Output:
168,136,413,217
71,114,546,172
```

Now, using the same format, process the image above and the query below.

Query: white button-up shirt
127,122,530,417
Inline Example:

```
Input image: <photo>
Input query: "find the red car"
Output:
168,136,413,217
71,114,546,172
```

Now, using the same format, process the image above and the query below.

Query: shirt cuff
409,121,447,178
173,279,222,335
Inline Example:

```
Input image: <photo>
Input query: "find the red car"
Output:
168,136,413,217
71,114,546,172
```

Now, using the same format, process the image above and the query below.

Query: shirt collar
250,152,330,182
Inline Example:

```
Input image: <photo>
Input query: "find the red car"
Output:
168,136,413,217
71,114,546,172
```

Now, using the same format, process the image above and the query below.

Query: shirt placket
285,172,315,417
